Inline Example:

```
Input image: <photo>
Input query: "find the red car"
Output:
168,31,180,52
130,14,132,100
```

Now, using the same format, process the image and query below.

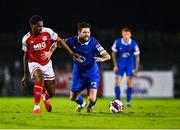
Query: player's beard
79,36,90,43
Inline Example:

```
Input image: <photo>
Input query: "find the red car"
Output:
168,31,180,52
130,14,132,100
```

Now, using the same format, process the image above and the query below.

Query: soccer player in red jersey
21,15,81,114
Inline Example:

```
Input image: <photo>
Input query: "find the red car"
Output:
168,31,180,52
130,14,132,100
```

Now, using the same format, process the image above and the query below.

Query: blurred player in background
21,15,81,114
111,27,140,107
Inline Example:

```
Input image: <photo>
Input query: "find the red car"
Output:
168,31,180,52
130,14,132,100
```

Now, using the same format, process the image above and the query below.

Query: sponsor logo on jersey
33,42,46,50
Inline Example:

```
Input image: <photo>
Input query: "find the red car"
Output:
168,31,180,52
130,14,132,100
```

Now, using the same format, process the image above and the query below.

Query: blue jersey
65,36,106,78
111,38,140,76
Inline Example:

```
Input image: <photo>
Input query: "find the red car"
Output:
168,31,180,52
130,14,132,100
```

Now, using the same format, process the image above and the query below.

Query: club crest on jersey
33,42,46,50
42,36,47,41
80,56,86,62
91,82,97,88
30,41,34,44
122,52,130,58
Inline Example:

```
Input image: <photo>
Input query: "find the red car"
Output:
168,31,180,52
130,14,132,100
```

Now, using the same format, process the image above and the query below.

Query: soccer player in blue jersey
65,22,111,112
41,22,110,112
111,27,140,107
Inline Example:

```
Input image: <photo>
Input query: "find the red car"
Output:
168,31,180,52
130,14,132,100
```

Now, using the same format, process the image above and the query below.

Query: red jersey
22,27,58,65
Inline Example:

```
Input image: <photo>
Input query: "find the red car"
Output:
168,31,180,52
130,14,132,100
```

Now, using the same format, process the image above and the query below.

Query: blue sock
75,95,84,105
115,86,121,100
126,87,132,102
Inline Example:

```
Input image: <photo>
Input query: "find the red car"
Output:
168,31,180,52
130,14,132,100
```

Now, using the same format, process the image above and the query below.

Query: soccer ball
109,100,123,113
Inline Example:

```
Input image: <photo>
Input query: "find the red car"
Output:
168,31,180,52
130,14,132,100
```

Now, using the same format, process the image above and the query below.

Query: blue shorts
116,63,135,77
71,73,100,92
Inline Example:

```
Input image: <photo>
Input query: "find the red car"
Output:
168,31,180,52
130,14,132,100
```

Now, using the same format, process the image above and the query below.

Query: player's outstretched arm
94,51,111,62
56,37,82,62
21,52,29,87
112,52,118,73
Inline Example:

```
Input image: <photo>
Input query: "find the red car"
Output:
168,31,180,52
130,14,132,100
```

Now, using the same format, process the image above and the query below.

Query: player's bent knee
127,83,132,87
115,82,120,86
127,80,133,87
115,81,121,86
115,79,121,86
88,96,96,103
35,78,44,83
33,73,44,82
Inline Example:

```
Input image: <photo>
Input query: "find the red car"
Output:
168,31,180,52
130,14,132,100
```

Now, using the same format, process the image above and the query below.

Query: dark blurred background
0,0,180,96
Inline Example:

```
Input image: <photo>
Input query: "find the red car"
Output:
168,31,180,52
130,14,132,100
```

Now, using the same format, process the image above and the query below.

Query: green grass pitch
0,97,180,129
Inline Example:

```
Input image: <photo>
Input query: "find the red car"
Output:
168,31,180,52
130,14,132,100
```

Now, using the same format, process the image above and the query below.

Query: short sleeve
22,34,29,52
43,27,58,41
111,40,118,52
134,44,140,55
50,30,58,41
94,39,106,55
22,40,27,51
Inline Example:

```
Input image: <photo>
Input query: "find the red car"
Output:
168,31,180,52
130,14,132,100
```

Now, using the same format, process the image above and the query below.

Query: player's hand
72,53,84,62
94,57,105,62
41,51,52,61
113,65,119,73
21,75,28,87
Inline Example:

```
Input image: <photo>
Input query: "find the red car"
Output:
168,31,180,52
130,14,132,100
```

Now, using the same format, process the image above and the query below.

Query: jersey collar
77,36,90,45
121,38,132,45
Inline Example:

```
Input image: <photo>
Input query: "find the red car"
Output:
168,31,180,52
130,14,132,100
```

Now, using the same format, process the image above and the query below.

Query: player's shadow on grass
51,111,122,117
77,112,125,117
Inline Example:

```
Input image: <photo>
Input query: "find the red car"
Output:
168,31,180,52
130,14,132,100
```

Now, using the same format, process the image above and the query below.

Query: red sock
42,90,50,101
45,91,50,100
34,82,44,105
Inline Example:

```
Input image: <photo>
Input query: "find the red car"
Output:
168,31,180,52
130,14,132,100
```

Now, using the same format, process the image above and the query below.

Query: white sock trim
34,104,40,111
126,102,130,105
81,101,86,107
42,94,46,101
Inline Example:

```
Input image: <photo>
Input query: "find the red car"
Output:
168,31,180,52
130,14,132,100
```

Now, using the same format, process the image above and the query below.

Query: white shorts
28,60,55,80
